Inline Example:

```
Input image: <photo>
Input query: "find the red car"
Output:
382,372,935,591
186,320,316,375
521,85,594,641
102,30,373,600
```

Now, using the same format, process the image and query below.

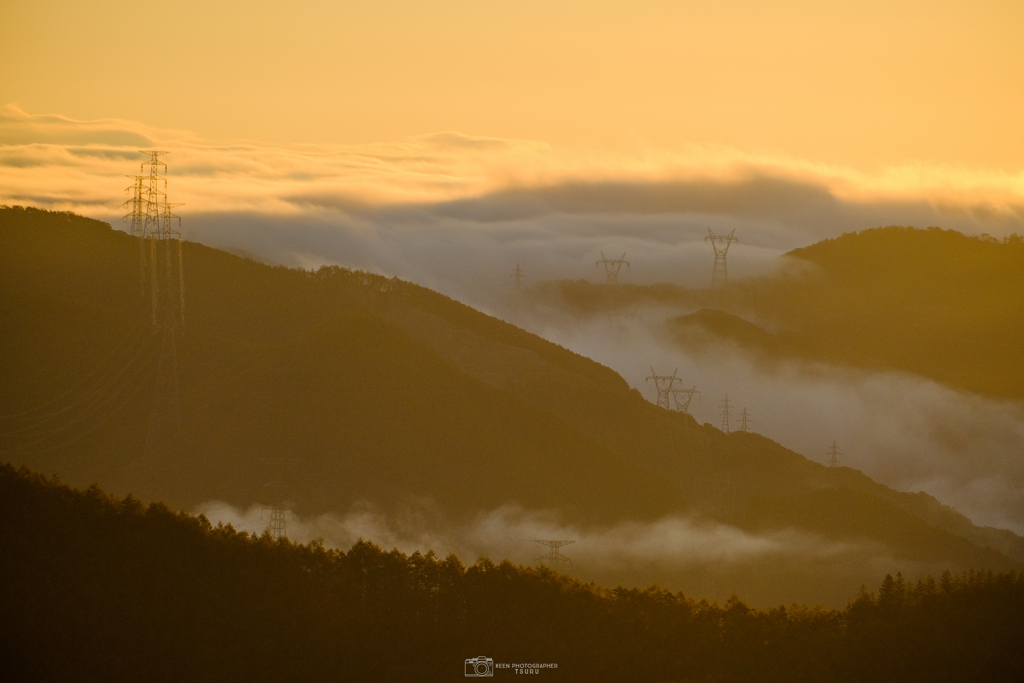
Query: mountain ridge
1,205,1019,605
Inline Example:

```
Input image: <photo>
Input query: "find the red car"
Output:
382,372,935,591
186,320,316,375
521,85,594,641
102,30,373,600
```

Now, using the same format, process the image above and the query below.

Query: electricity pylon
138,151,185,331
826,440,842,489
719,394,733,433
124,174,148,295
140,151,168,235
671,385,700,414
535,540,574,572
704,229,737,290
738,408,752,432
261,457,295,540
511,263,524,291
124,174,147,237
596,251,629,284
133,151,186,455
645,368,682,410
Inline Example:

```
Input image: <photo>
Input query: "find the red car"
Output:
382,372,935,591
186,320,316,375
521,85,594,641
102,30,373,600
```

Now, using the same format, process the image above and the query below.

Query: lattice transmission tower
124,174,149,295
738,408,752,432
535,540,574,572
596,251,629,284
671,385,700,414
645,367,682,410
124,174,147,237
134,151,186,331
511,263,524,291
130,151,186,454
704,229,738,290
261,457,295,540
826,440,842,489
719,394,733,433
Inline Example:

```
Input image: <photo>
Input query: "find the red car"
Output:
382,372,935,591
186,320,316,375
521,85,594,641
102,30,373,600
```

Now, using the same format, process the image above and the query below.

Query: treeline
1,463,1022,682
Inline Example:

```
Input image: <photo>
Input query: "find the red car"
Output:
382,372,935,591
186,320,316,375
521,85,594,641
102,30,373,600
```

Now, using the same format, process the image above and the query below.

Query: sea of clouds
5,103,1024,536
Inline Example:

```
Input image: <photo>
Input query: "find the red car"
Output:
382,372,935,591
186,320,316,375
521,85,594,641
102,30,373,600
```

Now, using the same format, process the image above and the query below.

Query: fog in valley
6,106,1024,563
169,177,1024,539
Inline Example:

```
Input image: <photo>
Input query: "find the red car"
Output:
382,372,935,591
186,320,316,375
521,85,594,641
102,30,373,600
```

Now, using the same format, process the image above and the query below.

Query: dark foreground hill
3,464,1023,683
0,206,1021,605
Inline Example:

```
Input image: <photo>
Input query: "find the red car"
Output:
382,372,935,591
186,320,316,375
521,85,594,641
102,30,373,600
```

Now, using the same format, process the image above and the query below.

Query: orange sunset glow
3,2,1024,680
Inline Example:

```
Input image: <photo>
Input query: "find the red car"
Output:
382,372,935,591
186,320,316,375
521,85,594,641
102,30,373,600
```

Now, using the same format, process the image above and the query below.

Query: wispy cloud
194,499,938,606
195,500,860,572
521,313,1024,535
3,104,1023,234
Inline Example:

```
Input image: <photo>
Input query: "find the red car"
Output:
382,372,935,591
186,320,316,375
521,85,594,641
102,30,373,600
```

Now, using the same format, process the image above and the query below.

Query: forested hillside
1,206,1020,605
667,227,1024,399
2,464,1022,683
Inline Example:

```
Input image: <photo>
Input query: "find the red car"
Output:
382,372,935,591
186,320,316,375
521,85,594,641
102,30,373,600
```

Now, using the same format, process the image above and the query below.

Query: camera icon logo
465,655,494,677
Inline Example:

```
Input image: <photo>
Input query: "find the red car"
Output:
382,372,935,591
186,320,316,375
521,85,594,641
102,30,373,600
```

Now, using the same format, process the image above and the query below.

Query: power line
0,332,157,455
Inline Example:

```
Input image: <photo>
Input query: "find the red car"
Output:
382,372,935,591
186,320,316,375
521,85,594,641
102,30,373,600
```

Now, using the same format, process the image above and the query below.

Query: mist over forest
170,204,1024,536
3,205,1023,613
9,107,1020,536
4,99,1024,678
5,0,1024,676
7,116,1024,683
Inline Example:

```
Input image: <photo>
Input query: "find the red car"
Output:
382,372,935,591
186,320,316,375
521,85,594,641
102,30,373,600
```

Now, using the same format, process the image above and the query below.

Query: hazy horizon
3,105,1024,536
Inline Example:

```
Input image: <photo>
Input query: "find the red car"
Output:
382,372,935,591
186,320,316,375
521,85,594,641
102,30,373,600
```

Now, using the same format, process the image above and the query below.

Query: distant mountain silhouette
1,207,1020,605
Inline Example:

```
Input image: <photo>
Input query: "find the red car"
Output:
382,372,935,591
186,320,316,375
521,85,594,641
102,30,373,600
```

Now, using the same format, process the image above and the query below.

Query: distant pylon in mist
704,229,737,290
535,540,574,572
646,368,682,410
596,251,629,284
261,457,295,540
738,408,752,432
719,394,733,433
511,263,524,291
826,440,842,489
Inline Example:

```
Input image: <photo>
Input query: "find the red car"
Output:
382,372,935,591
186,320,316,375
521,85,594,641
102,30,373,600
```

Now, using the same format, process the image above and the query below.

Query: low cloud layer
193,499,938,606
6,105,1024,536
195,501,857,571
5,104,1023,302
521,312,1024,535
3,103,1023,231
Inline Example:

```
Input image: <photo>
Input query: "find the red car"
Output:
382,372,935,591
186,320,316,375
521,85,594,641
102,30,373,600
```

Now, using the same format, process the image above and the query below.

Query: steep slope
1,206,1020,605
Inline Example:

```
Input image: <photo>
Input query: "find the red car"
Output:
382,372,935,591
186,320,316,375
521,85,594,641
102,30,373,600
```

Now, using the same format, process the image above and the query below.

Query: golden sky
2,0,1022,171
